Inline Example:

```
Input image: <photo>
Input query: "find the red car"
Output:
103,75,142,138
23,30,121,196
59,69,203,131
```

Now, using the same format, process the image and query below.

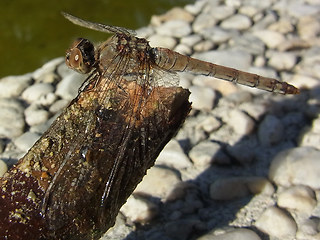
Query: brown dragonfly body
63,12,299,95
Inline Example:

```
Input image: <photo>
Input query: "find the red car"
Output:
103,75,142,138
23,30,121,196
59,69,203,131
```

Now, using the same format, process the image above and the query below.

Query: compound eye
66,48,83,71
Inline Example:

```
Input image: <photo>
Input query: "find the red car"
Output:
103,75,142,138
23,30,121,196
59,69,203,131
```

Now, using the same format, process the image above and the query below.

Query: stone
197,228,262,240
22,83,54,103
277,185,317,214
0,160,8,177
32,57,64,81
287,2,320,18
268,18,294,34
13,131,41,152
210,5,235,21
225,109,255,136
199,27,234,44
253,30,286,49
25,104,49,126
134,166,181,200
298,16,320,39
192,13,218,33
120,194,158,224
55,72,85,100
195,115,221,133
269,147,320,189
148,35,177,49
156,20,192,38
189,85,216,111
255,206,297,239
0,99,25,138
0,74,32,98
192,49,252,71
174,44,192,55
49,99,70,113
220,14,252,30
258,115,284,146
268,52,297,71
189,140,230,166
151,7,194,25
210,177,274,200
164,219,202,240
156,139,192,169
180,34,202,47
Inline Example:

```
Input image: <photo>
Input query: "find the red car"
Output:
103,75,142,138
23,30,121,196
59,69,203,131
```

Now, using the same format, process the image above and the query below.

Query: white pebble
156,139,192,169
277,185,317,214
255,206,297,239
269,147,320,189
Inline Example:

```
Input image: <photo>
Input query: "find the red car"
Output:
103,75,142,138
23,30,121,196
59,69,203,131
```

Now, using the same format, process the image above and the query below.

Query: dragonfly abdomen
153,47,299,95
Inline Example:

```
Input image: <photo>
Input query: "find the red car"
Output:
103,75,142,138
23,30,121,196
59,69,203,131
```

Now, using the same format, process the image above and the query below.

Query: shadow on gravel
123,86,317,240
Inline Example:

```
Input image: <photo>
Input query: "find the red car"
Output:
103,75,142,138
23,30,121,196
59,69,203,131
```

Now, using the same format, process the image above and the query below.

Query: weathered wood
0,77,191,239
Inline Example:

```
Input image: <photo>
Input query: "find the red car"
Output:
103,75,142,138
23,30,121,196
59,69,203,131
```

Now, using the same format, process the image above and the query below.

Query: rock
192,75,239,96
193,40,215,52
298,16,320,39
195,115,221,133
220,14,252,30
148,34,177,49
189,85,216,111
164,219,202,240
209,5,235,21
255,206,297,239
258,115,284,147
192,13,218,32
134,166,181,200
184,0,206,15
32,57,64,81
197,228,262,240
13,131,41,152
193,49,252,70
22,83,54,103
240,101,268,120
0,74,32,98
277,185,317,214
268,52,297,71
269,147,320,189
49,99,70,113
180,34,202,47
268,18,294,34
0,160,8,177
287,2,320,18
299,217,320,236
55,72,85,100
225,109,255,136
151,7,194,25
253,30,286,49
155,20,192,38
226,139,257,164
156,139,192,169
229,33,265,55
240,5,260,16
199,27,234,44
25,104,49,126
0,99,25,138
189,140,230,166
210,177,274,200
174,44,192,55
120,194,158,224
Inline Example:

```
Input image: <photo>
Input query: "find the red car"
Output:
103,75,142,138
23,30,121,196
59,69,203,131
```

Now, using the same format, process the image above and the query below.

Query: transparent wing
62,12,136,36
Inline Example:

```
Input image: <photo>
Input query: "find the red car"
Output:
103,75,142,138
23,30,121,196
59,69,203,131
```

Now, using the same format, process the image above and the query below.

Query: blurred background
0,0,192,78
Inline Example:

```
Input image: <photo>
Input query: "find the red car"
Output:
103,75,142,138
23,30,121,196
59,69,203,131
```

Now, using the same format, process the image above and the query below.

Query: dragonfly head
66,38,95,74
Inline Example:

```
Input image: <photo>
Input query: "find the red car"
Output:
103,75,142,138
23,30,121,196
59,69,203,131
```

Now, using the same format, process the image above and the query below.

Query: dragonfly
62,12,299,95
34,13,299,239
